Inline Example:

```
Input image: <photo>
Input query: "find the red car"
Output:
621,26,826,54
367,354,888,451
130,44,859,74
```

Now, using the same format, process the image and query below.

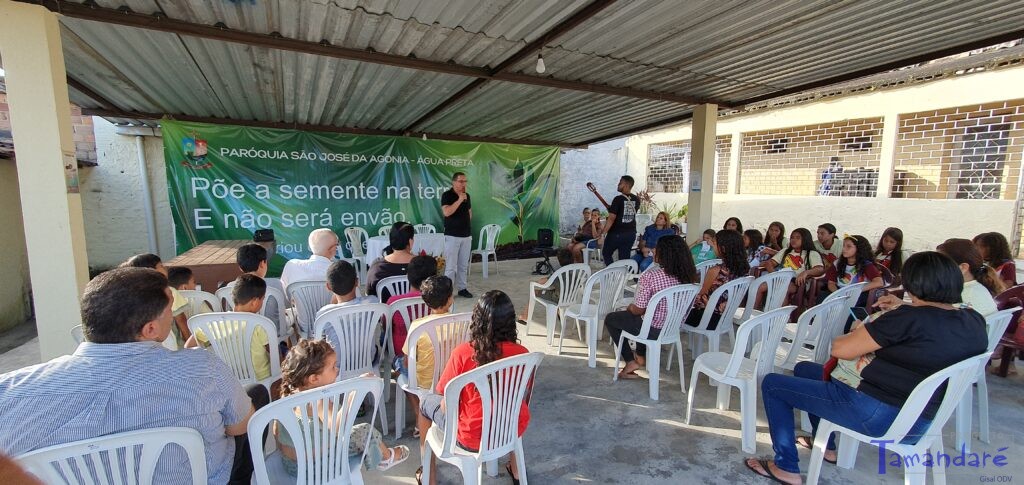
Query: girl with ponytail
937,238,1003,316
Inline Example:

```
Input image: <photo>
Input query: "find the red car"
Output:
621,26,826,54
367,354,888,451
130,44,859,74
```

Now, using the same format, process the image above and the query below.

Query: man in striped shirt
0,268,261,484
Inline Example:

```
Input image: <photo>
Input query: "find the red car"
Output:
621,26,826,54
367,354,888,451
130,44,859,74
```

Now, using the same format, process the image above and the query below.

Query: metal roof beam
28,0,718,106
66,74,117,111
80,107,575,147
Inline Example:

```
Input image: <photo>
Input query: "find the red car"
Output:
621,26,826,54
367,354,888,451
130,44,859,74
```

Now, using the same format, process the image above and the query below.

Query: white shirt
961,280,997,317
280,255,332,290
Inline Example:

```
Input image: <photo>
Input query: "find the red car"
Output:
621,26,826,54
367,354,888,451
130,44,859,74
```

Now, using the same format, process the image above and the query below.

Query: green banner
163,120,560,275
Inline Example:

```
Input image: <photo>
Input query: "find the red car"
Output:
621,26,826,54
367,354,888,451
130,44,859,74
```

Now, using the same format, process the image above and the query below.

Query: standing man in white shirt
441,172,474,298
280,228,339,289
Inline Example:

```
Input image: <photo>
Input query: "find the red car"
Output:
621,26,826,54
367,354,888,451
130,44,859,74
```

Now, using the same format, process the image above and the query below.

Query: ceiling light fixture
422,133,427,140
535,53,546,74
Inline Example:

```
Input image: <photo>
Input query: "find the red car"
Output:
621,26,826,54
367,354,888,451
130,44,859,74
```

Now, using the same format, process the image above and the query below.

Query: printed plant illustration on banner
162,120,560,275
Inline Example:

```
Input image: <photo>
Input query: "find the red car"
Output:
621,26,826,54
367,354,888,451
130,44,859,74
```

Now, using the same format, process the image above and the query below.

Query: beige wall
0,160,31,332
80,118,174,269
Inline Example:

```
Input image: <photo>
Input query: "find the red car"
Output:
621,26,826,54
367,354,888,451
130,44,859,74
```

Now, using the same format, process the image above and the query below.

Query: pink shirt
634,268,682,329
387,290,422,356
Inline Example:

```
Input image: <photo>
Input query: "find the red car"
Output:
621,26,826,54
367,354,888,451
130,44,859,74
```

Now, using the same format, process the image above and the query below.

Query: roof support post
687,104,718,236
0,0,90,359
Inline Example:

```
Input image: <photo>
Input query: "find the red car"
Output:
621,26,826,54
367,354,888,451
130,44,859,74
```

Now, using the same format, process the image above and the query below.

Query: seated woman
761,228,825,304
743,229,769,269
366,222,415,299
275,339,410,476
873,227,907,278
746,251,988,485
417,290,531,485
973,231,1018,287
569,208,601,263
935,238,1005,316
820,235,884,307
633,211,676,271
762,221,788,258
690,229,719,264
686,230,749,331
606,235,698,379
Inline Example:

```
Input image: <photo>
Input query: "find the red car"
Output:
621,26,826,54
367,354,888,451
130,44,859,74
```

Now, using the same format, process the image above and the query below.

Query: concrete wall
80,119,174,270
0,160,31,332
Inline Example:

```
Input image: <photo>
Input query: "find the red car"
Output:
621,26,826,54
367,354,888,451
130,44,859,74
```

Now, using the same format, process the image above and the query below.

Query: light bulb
422,133,427,140
535,54,546,74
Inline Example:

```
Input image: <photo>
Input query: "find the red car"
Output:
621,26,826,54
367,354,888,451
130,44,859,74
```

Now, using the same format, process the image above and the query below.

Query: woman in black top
746,251,987,484
366,222,415,299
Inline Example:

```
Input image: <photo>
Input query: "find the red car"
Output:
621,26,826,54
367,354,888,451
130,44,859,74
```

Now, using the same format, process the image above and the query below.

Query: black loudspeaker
253,229,275,242
537,228,554,248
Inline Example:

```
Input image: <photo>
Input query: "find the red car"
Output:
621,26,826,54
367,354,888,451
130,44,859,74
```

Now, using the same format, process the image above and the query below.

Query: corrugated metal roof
38,0,1024,145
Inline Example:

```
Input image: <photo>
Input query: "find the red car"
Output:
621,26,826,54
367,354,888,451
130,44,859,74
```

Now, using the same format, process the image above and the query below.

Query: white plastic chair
394,312,473,439
218,284,295,346
524,263,591,345
806,353,991,485
580,239,601,266
376,275,410,303
344,227,370,281
774,297,849,371
560,266,629,367
421,352,544,485
248,376,382,485
686,306,795,454
695,259,722,285
386,296,431,411
634,213,653,229
187,312,281,395
414,223,437,234
954,307,1019,453
378,226,390,237
677,276,754,359
471,224,502,278
607,259,638,308
17,427,207,484
178,289,223,315
70,325,84,345
733,269,795,324
612,284,701,400
313,303,390,434
286,280,333,338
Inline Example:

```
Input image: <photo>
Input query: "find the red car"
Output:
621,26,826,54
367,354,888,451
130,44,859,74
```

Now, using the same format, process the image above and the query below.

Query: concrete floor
2,258,1022,484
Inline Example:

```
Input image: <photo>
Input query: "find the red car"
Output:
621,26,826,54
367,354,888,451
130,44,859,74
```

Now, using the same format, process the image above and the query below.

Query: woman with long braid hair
605,235,698,380
417,290,531,485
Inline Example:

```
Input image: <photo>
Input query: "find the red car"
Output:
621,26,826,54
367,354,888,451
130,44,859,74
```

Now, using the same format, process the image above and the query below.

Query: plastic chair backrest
70,325,84,345
694,276,753,332
552,263,592,306
785,298,849,365
344,227,369,258
577,266,629,318
405,312,474,390
414,224,436,234
438,353,544,462
286,281,333,337
985,307,1020,353
994,284,1024,335
390,297,430,356
741,269,795,321
729,306,795,382
823,281,867,310
634,213,653,228
377,275,410,303
477,224,501,251
17,427,207,485
313,303,388,380
696,259,722,284
875,353,990,442
248,377,381,485
178,290,223,315
606,259,638,296
187,312,280,387
214,285,234,311
636,284,701,340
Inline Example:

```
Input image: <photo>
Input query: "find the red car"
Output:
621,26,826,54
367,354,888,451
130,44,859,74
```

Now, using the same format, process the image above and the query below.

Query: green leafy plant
492,174,552,243
653,201,688,221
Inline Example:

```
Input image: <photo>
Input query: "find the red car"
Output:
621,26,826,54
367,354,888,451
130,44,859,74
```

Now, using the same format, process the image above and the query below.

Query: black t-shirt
441,189,472,237
860,305,987,419
608,193,640,234
366,260,408,298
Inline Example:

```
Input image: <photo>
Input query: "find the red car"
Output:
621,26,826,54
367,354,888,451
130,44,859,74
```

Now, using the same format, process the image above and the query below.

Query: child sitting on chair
276,339,410,475
396,275,454,439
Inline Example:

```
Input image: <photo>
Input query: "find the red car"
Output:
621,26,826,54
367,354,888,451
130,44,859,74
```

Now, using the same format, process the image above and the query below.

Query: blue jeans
632,253,654,271
603,231,635,265
762,361,932,474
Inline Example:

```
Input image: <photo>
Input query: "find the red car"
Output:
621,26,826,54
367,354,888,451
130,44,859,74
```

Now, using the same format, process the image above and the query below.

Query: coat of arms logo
181,131,212,169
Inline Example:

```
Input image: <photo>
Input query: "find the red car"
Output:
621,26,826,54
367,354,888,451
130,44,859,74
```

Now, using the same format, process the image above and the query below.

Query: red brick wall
0,88,95,163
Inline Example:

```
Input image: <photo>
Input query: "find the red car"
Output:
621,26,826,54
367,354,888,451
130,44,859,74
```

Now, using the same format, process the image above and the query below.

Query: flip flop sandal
617,370,641,380
415,466,423,485
744,457,798,485
795,436,837,464
506,462,521,485
377,445,410,471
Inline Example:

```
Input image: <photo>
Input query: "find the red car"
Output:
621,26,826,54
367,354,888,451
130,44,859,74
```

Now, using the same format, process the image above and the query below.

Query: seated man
0,267,267,484
187,274,273,385
388,255,438,361
280,228,339,289
121,253,189,347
